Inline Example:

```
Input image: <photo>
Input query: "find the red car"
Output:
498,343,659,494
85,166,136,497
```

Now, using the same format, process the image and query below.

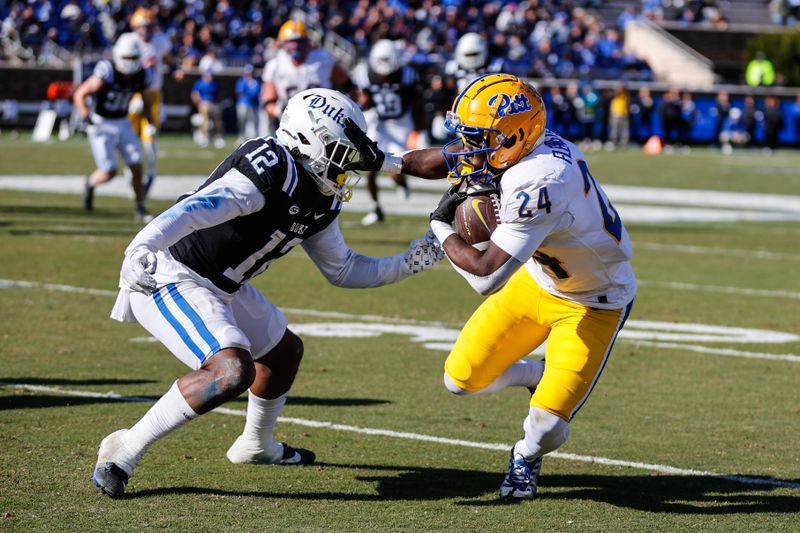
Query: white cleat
91,429,138,498
226,435,315,465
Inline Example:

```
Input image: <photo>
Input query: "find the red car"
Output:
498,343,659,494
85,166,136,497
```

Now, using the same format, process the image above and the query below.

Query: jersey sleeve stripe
279,145,298,196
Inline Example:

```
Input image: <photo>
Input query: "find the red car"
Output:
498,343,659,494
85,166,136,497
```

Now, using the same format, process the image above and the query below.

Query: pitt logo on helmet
487,93,533,117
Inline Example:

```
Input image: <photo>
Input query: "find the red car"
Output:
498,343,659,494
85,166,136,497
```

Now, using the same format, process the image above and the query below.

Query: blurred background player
73,32,154,222
260,19,356,136
235,64,261,143
354,39,426,226
445,32,504,94
128,7,172,197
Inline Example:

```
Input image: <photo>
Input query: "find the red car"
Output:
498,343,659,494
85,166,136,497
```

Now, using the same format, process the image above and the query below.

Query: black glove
342,117,385,172
429,184,467,224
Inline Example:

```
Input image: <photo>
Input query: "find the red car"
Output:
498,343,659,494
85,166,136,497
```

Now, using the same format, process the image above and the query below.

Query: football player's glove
76,113,95,134
403,230,444,274
120,246,157,294
429,184,467,225
342,117,384,172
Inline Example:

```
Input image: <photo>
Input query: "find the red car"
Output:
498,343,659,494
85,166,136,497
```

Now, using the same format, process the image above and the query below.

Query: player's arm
141,70,155,125
343,118,448,178
119,172,266,293
302,222,442,288
428,181,565,295
72,76,103,120
261,80,280,119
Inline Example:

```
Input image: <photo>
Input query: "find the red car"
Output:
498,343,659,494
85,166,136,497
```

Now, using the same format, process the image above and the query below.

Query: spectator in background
577,82,600,145
547,86,572,136
742,95,760,146
423,75,452,145
679,91,697,147
608,83,630,149
630,86,654,143
710,91,731,146
235,64,261,142
719,107,749,155
199,47,225,74
191,69,225,149
745,52,776,87
762,96,784,151
793,95,800,147
660,87,682,147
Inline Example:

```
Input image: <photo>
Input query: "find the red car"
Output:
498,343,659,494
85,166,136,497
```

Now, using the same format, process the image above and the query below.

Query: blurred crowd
539,83,800,152
1,0,658,81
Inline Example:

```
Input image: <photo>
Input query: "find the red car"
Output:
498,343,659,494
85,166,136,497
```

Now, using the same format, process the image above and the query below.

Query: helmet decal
487,93,533,117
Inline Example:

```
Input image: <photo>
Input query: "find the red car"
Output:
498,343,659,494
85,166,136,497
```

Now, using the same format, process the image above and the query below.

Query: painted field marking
639,280,800,300
636,242,800,263
2,279,799,362
2,381,798,491
4,176,800,223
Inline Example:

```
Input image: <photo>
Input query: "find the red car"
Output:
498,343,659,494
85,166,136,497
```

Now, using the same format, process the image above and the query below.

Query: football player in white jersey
73,32,155,222
128,7,174,197
344,74,636,502
444,33,505,94
354,39,426,225
91,88,444,498
261,20,355,135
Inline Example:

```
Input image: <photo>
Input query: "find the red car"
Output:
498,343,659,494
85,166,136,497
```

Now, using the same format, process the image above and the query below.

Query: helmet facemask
442,111,506,184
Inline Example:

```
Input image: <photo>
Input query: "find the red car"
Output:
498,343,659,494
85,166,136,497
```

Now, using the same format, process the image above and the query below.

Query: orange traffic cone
643,135,663,155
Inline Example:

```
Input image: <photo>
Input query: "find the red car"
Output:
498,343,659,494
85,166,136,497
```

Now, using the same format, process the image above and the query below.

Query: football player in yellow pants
342,74,637,501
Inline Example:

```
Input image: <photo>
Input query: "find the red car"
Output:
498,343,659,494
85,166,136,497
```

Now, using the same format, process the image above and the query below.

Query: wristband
380,153,403,174
430,219,455,244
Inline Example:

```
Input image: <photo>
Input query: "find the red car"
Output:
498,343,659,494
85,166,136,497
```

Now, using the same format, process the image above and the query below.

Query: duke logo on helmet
305,94,348,125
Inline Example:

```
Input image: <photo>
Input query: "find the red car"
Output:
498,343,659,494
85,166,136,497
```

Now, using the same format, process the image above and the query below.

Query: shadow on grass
126,463,799,513
1,377,156,386
0,394,157,410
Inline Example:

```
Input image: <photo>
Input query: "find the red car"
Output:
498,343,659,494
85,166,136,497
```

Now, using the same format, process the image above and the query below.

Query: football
453,186,501,250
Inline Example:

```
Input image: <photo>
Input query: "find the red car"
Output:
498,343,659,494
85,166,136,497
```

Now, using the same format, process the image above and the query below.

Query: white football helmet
112,32,143,75
276,88,367,202
369,39,400,76
455,32,487,71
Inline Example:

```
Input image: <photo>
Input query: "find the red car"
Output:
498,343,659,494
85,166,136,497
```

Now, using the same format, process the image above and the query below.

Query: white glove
403,230,444,275
144,124,158,138
120,246,158,294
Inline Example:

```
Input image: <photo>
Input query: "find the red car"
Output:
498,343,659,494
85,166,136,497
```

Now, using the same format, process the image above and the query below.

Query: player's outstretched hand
120,246,158,294
403,230,444,274
429,184,467,225
342,117,385,172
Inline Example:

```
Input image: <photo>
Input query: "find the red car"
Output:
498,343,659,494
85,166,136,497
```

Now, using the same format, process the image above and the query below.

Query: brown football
454,188,501,250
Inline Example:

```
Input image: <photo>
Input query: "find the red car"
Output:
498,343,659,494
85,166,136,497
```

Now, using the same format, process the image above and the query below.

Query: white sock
241,390,287,452
122,381,198,464
474,359,544,395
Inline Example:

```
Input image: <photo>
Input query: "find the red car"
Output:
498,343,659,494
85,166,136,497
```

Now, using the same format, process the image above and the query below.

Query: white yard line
2,381,797,490
3,278,799,363
4,176,800,222
638,280,800,300
636,242,800,262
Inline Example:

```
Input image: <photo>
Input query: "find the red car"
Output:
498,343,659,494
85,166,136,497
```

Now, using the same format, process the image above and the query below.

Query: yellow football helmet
443,74,546,183
278,20,308,41
130,7,153,28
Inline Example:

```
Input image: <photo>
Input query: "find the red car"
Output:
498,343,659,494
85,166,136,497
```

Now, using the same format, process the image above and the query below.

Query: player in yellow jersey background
128,7,174,196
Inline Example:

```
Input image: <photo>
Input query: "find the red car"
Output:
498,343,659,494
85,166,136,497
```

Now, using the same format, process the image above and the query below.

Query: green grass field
1,135,799,531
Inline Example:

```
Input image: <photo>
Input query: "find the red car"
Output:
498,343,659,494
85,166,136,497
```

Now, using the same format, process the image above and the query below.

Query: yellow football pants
129,89,161,143
444,267,632,421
